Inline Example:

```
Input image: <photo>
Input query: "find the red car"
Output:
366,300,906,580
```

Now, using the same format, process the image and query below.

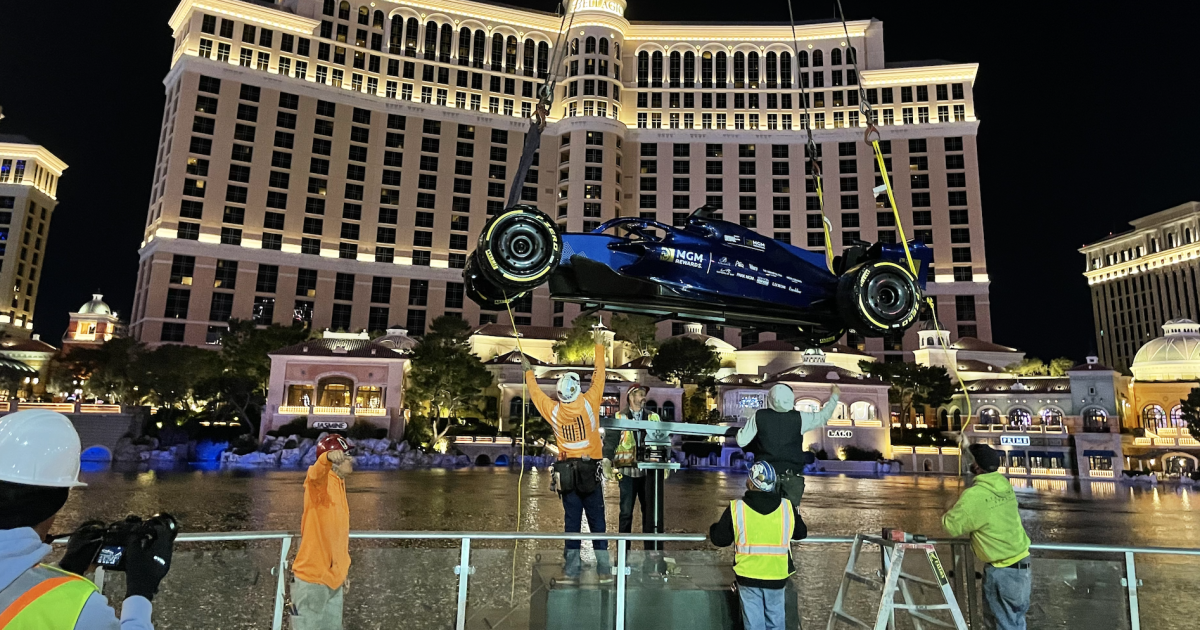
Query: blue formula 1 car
463,206,932,346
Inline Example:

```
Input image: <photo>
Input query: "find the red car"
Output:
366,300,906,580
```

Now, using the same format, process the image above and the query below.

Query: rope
502,292,530,602
784,0,834,273
833,0,974,472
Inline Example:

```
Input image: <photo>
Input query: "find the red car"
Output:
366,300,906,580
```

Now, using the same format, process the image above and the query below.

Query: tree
405,316,494,445
1180,387,1200,440
552,314,601,364
1006,357,1048,376
1048,357,1075,377
610,313,658,357
60,337,148,404
650,336,720,385
859,361,956,431
219,320,311,386
137,345,222,409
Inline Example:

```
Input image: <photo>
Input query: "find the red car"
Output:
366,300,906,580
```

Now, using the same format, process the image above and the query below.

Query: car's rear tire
836,261,921,336
476,205,561,292
464,256,525,310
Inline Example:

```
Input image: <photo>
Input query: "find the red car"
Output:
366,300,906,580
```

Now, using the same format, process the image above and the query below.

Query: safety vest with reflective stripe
0,564,97,629
731,498,795,581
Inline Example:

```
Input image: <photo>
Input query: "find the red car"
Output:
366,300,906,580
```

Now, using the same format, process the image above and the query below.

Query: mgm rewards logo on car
659,247,705,269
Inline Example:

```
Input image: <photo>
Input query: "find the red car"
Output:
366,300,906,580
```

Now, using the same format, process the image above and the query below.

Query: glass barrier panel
1027,556,1129,628
94,539,284,630
342,542,461,629
1133,552,1200,630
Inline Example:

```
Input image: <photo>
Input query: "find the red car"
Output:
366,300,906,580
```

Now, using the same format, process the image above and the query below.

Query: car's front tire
476,205,561,292
836,261,922,336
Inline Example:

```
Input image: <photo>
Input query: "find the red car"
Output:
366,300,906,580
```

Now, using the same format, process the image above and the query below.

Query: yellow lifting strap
502,292,531,600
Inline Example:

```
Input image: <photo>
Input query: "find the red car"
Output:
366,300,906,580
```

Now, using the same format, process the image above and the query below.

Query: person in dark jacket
601,384,662,552
737,383,840,512
710,461,806,630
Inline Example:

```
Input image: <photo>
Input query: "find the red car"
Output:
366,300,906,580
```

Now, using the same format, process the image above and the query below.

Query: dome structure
78,294,113,315
1131,319,1200,381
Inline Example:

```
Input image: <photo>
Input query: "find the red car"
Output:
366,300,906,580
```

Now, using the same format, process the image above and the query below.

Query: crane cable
784,0,834,273
827,0,975,472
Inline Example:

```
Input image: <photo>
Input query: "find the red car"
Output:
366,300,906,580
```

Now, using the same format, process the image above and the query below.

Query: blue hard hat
748,460,777,492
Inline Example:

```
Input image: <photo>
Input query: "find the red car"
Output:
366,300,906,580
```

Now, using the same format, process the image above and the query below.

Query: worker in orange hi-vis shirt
522,326,613,584
290,434,353,630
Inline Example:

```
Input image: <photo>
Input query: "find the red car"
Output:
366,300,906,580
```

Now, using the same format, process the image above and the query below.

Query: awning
1026,451,1049,459
1084,450,1116,457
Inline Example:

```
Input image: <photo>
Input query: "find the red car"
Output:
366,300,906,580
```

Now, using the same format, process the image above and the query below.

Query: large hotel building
1081,201,1200,372
132,0,990,358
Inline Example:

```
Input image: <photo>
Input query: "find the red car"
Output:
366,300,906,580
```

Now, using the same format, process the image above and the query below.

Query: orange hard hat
316,434,350,457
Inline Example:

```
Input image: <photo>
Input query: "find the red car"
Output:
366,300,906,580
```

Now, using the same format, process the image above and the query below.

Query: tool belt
552,458,601,496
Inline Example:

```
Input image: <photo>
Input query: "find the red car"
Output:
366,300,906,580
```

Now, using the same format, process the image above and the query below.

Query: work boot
562,548,582,582
596,550,614,585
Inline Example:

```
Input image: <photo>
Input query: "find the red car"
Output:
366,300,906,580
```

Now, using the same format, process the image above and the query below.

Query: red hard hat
316,434,350,457
627,383,650,396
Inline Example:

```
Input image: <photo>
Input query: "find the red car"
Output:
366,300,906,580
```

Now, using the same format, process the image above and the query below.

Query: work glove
58,520,106,576
520,356,532,373
602,458,616,481
124,518,178,602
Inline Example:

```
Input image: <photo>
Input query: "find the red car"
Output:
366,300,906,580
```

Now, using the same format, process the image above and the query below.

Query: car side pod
835,260,922,336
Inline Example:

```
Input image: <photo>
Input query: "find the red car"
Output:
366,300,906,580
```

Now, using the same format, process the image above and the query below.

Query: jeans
776,472,805,508
562,486,610,577
290,578,344,630
618,475,661,551
982,563,1031,630
737,584,786,630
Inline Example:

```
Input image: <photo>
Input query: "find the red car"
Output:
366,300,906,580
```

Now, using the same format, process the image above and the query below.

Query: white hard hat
0,409,86,487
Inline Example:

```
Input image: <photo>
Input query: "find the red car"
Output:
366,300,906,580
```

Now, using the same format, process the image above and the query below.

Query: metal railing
62,531,1200,630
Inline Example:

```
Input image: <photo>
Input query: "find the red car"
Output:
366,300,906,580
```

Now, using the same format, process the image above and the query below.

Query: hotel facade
132,0,991,358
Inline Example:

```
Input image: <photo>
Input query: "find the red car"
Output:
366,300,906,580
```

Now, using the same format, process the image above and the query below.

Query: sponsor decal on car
659,247,704,269
716,267,734,277
763,269,782,278
717,256,731,266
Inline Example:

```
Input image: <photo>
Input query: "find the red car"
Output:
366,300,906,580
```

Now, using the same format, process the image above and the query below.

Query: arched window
847,46,857,65
646,399,659,416
812,49,823,67
1187,228,1194,244
338,1,350,20
683,51,695,87
372,10,384,28
491,33,504,69
733,51,745,87
651,51,663,86
1142,404,1166,429
1040,407,1063,426
599,37,609,55
438,23,452,61
323,0,335,16
473,30,486,67
570,38,579,55
524,39,535,73
1008,408,1031,426
389,17,404,54
798,50,808,67
747,51,759,87
765,51,777,85
509,396,524,420
830,48,842,65
357,6,369,25
637,51,649,86
1171,404,1185,427
979,408,1000,424
505,36,518,72
585,36,596,54
458,27,471,60
1168,233,1177,248
780,51,792,87
614,42,620,57
939,409,949,429
661,400,676,421
701,51,713,85
669,51,681,86
795,399,820,413
850,401,875,421
405,18,419,55
716,51,727,85
537,41,549,78
423,21,438,60
1083,407,1108,432
952,409,962,429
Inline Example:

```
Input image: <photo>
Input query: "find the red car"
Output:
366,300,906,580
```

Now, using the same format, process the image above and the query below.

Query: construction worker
291,434,354,630
0,409,173,629
943,441,1031,630
736,382,840,511
522,327,612,584
709,461,805,630
602,384,662,553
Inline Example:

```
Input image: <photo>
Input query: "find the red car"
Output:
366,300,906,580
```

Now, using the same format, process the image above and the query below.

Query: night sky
2,0,1197,360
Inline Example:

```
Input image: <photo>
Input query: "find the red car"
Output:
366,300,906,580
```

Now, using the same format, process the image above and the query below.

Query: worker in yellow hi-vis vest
709,461,806,630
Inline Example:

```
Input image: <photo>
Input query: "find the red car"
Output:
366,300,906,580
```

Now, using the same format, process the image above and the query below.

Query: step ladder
827,533,968,630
